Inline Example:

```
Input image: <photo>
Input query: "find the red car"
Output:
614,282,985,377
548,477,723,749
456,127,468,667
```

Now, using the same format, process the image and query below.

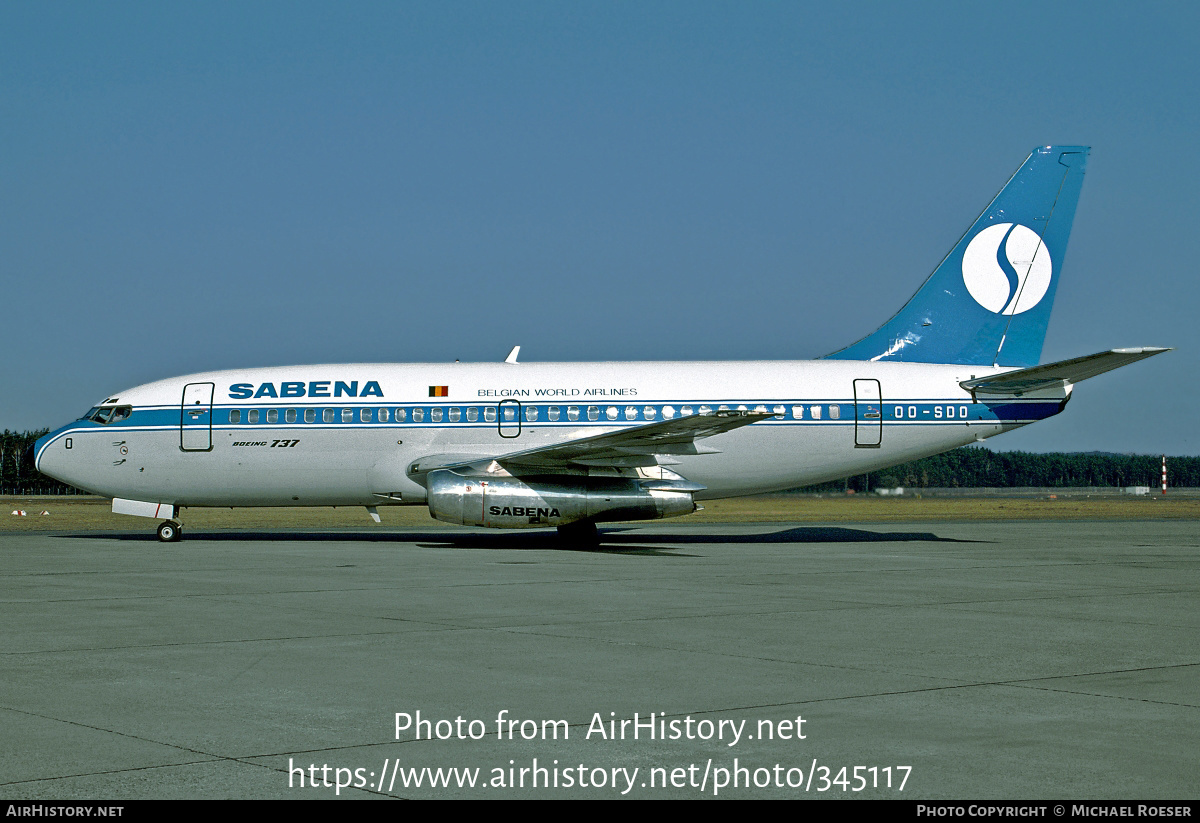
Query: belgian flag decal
429,386,449,397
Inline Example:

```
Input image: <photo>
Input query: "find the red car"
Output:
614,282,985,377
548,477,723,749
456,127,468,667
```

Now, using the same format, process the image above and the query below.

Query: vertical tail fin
825,145,1089,368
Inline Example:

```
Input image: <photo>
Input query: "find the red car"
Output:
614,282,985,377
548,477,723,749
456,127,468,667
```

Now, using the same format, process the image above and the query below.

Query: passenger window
773,405,785,418
396,408,406,422
431,408,443,422
361,408,371,423
587,406,600,421
466,407,478,422
624,406,637,420
606,406,618,421
792,405,803,419
267,409,278,424
379,408,389,423
305,409,316,423
567,406,580,421
323,409,335,423
248,409,260,424
525,406,538,422
503,406,515,421
643,406,656,420
342,408,353,423
230,409,241,424
753,405,767,414
285,409,296,423
810,405,822,420
662,405,675,419
548,406,560,421
449,407,461,422
413,408,425,422
484,407,496,422
681,405,694,416
829,405,840,420
699,405,712,415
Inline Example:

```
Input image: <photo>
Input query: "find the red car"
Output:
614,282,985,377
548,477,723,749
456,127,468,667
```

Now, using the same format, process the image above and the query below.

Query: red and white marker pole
1162,455,1167,496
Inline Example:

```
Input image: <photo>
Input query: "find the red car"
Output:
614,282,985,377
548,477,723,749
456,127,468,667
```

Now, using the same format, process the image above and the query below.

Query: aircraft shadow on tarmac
64,525,985,555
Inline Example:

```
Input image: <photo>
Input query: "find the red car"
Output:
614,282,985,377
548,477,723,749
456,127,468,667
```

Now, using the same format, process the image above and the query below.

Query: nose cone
30,428,72,486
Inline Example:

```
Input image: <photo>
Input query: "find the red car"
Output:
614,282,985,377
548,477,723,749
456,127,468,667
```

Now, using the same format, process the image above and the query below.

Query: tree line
0,429,69,494
1,428,1196,495
820,448,1198,492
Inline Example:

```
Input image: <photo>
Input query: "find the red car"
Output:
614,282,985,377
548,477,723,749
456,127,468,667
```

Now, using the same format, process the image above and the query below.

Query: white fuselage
34,359,1063,509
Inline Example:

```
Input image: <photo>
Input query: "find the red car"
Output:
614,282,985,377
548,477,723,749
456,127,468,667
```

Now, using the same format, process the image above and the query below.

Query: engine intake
426,470,697,528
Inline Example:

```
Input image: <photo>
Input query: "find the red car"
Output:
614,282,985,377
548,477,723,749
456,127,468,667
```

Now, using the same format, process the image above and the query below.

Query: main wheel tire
557,520,599,546
157,521,182,542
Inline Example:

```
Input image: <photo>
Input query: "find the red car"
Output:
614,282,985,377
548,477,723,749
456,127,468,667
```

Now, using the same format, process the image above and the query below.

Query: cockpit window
82,405,132,425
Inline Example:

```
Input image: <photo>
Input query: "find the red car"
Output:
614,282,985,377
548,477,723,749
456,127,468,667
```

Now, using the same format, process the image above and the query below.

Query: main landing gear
157,520,183,542
557,520,600,546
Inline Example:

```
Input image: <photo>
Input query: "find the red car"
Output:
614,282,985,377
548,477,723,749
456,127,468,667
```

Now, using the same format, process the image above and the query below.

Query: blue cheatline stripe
52,399,1061,436
38,405,1057,465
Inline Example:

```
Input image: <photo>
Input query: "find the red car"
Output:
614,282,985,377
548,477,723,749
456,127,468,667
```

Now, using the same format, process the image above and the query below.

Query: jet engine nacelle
426,469,697,528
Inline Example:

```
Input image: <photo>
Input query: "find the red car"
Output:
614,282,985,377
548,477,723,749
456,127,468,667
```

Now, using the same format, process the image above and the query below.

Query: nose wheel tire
157,521,182,542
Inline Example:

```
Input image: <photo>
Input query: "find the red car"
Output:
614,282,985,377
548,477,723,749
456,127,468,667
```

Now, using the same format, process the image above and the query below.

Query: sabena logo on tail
824,145,1088,368
961,223,1052,316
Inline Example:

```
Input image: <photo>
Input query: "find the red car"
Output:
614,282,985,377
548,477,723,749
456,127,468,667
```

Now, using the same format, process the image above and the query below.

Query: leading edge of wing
407,409,775,479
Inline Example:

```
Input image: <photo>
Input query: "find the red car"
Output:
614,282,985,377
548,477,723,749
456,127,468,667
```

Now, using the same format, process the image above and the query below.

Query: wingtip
1110,346,1172,355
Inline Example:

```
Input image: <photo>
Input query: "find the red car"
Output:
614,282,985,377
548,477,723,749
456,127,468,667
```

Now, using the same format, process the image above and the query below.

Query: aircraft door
853,379,882,447
498,399,522,438
180,382,215,451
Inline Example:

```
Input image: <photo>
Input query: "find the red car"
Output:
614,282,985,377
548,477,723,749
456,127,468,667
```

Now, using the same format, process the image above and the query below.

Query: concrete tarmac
1,520,1197,799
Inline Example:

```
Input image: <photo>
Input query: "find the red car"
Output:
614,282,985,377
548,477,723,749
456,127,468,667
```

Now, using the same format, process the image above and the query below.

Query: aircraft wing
407,409,774,480
960,347,1170,396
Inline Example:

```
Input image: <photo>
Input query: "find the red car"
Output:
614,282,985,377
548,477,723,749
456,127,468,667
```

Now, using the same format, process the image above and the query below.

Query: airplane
31,145,1169,543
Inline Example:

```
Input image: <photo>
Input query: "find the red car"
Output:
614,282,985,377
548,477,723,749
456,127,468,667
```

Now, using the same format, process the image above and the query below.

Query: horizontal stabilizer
960,348,1170,396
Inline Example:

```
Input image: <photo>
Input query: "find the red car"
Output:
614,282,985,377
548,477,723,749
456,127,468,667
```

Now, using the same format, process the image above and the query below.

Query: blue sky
2,2,1196,454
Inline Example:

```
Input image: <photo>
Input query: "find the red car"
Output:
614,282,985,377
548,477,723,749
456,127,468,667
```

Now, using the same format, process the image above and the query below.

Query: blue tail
825,145,1089,368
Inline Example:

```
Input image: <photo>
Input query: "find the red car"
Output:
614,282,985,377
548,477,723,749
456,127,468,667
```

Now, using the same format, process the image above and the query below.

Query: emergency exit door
853,379,882,447
498,399,522,438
